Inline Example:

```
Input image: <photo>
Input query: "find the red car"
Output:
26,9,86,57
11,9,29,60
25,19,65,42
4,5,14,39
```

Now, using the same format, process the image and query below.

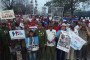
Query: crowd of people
0,15,90,60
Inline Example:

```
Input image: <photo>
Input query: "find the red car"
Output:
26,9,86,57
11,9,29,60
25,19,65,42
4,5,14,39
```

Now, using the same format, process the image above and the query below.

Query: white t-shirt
46,29,56,46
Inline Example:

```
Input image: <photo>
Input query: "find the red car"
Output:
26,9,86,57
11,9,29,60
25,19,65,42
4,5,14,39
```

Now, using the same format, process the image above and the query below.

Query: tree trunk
71,0,74,16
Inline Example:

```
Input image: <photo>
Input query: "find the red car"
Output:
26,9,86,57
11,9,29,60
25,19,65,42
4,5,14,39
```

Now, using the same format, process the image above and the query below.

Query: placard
0,10,15,19
69,30,87,50
57,30,71,52
9,30,25,39
25,37,39,51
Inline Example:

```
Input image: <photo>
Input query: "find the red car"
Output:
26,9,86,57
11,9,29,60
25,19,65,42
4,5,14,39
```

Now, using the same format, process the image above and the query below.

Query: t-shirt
46,29,56,46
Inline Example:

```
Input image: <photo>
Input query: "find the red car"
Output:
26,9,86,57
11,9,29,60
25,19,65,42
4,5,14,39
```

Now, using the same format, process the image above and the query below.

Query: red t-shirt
54,26,61,32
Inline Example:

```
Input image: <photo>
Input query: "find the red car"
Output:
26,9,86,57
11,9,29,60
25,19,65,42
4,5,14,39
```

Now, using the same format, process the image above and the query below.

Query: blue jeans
28,51,36,60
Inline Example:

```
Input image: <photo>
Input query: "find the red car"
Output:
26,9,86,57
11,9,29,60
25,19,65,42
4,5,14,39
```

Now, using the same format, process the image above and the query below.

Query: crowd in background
0,15,90,60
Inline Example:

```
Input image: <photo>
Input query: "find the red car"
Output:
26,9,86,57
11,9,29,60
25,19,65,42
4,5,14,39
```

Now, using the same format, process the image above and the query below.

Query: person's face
29,32,34,37
2,24,6,27
81,26,86,30
49,26,53,31
37,25,41,29
61,26,66,30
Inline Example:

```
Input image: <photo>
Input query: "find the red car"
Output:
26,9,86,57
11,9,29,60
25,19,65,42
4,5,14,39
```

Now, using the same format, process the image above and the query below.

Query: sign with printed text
57,30,71,53
9,30,25,39
69,30,87,50
0,10,15,19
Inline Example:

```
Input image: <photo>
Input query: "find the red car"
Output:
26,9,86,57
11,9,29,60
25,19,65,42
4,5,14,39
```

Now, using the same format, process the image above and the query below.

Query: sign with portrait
25,37,39,51
57,30,71,52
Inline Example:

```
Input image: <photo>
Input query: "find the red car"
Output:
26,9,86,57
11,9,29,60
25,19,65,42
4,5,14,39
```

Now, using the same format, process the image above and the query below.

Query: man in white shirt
46,24,56,60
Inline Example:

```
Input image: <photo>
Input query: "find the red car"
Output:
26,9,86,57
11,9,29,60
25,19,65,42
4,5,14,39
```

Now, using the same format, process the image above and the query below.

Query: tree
1,0,28,14
1,0,15,9
45,0,89,16
13,3,26,14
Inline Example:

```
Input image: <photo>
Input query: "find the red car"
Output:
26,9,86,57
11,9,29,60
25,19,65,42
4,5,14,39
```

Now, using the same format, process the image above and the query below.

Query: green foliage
45,0,89,16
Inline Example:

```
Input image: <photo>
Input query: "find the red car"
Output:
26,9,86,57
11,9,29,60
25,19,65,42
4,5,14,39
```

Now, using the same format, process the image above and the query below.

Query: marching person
25,30,39,60
35,24,47,60
46,24,56,60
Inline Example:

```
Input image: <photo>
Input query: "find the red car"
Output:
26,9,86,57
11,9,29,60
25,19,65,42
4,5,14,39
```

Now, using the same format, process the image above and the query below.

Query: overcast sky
37,0,48,11
37,0,52,12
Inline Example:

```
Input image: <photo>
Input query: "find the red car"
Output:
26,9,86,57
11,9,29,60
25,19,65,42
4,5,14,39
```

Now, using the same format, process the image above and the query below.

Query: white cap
67,23,70,26
63,19,66,22
61,23,67,26
81,17,83,19
83,19,85,22
89,20,90,22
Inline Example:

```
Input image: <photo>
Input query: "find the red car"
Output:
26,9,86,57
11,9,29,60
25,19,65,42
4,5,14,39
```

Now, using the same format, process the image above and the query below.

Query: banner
69,30,87,50
0,10,15,19
57,30,71,52
9,30,25,39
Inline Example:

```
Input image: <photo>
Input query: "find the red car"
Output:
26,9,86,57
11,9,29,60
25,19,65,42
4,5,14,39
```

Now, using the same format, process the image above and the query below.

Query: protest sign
0,10,15,19
69,30,87,50
57,30,71,53
9,30,25,39
25,37,39,51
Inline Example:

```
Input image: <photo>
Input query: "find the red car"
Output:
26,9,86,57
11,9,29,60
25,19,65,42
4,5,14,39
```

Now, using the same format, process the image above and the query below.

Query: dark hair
29,30,34,34
28,30,37,37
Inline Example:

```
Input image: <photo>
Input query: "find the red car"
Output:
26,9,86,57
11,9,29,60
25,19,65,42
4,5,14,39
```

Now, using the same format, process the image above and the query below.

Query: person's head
49,24,53,31
2,23,6,27
80,22,87,31
61,23,66,30
29,30,34,37
54,22,58,26
37,24,42,29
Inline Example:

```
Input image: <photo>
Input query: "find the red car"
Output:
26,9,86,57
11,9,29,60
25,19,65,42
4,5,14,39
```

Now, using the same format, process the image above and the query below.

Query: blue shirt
56,30,61,38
